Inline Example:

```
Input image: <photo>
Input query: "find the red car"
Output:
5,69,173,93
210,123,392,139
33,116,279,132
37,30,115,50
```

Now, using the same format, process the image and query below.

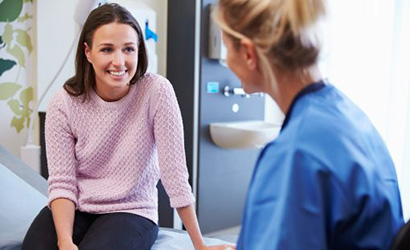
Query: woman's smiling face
85,22,138,101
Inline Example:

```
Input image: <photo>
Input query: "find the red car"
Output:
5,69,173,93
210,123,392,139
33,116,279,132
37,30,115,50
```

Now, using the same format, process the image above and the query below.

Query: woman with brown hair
22,3,232,250
216,0,403,249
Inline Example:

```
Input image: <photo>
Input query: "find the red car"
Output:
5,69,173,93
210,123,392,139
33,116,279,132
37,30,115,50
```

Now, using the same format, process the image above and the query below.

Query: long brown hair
64,3,148,100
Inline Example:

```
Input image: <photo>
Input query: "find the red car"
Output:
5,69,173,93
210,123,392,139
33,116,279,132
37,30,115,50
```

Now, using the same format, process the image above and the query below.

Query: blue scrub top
237,82,404,250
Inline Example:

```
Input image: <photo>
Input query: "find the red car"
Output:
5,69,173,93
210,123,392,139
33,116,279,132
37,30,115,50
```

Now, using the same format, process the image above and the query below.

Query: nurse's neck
269,65,322,115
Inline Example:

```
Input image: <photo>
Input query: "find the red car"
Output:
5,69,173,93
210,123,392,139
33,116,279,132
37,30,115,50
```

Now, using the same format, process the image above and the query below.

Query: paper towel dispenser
208,4,227,62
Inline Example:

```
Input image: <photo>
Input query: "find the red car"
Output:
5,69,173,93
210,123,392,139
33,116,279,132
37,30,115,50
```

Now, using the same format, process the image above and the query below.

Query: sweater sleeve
153,78,195,208
45,90,78,207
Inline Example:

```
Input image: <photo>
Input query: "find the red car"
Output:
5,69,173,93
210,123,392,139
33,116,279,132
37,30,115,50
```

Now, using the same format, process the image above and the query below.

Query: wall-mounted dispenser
208,5,227,64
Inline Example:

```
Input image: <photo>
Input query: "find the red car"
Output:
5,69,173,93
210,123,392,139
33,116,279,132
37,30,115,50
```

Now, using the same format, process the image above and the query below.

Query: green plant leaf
19,86,33,127
2,24,13,44
0,59,17,77
0,82,21,100
0,0,23,22
11,116,25,133
17,14,32,23
16,29,32,52
7,99,23,115
23,0,33,2
6,44,25,67
19,86,33,107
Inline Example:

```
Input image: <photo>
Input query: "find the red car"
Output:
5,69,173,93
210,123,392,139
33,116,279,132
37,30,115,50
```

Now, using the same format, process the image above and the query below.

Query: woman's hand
176,205,236,250
199,244,236,250
58,241,78,250
183,243,236,250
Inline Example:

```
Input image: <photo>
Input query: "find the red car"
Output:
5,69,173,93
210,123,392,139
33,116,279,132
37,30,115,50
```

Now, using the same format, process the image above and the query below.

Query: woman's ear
84,42,92,63
240,38,258,71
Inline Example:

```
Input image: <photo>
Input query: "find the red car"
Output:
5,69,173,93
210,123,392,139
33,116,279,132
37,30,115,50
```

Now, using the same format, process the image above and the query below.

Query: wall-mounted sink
209,120,281,149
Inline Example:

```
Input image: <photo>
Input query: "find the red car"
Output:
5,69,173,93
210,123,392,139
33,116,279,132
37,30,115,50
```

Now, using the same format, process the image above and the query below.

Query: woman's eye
101,48,112,52
125,47,135,52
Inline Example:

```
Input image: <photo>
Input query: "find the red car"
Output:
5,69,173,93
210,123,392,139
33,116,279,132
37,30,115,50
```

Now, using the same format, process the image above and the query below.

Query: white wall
264,95,284,125
36,0,77,112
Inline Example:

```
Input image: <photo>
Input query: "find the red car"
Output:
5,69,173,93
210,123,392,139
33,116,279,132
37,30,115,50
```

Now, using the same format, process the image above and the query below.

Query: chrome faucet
223,85,264,98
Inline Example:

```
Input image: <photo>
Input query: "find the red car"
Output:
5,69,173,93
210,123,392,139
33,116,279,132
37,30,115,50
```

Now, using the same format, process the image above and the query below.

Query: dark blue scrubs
237,82,404,250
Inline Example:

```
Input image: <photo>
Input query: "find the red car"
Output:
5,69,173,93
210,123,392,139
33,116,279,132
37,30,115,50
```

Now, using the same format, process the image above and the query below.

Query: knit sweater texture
45,73,195,223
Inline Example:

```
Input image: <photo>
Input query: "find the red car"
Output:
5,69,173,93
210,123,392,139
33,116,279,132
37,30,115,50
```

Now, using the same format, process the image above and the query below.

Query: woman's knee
133,225,158,250
79,213,159,250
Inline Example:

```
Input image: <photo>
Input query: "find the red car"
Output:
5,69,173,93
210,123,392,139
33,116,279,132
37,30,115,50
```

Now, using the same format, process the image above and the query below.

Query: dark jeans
22,207,159,250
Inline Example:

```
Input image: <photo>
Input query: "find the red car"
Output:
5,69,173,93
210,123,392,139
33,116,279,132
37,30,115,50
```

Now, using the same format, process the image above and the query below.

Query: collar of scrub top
280,79,327,132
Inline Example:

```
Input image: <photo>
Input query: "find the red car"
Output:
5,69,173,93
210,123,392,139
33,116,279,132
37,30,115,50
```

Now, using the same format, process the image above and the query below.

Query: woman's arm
50,198,78,250
152,79,234,250
46,92,79,250
177,205,206,249
177,205,235,250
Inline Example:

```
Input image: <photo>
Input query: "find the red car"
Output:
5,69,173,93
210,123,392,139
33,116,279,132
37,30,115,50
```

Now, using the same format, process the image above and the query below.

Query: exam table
0,146,235,250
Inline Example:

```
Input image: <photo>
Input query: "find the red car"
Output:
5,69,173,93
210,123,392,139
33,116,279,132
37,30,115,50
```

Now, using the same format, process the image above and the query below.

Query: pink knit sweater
45,73,195,223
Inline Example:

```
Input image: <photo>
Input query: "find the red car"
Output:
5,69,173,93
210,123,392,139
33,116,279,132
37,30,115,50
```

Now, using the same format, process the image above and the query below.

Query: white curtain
320,0,410,219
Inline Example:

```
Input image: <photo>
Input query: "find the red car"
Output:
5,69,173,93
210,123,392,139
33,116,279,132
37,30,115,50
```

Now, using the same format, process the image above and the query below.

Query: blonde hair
216,0,326,81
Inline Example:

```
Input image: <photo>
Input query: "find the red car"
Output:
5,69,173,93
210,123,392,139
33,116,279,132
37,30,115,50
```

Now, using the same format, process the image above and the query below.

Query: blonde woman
216,0,403,249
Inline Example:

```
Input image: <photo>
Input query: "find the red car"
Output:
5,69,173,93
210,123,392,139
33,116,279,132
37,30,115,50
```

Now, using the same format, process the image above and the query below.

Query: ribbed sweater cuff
170,193,195,208
48,190,78,209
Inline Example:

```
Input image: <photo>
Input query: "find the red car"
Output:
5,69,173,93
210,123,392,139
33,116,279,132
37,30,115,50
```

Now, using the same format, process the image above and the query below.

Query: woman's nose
112,51,125,66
